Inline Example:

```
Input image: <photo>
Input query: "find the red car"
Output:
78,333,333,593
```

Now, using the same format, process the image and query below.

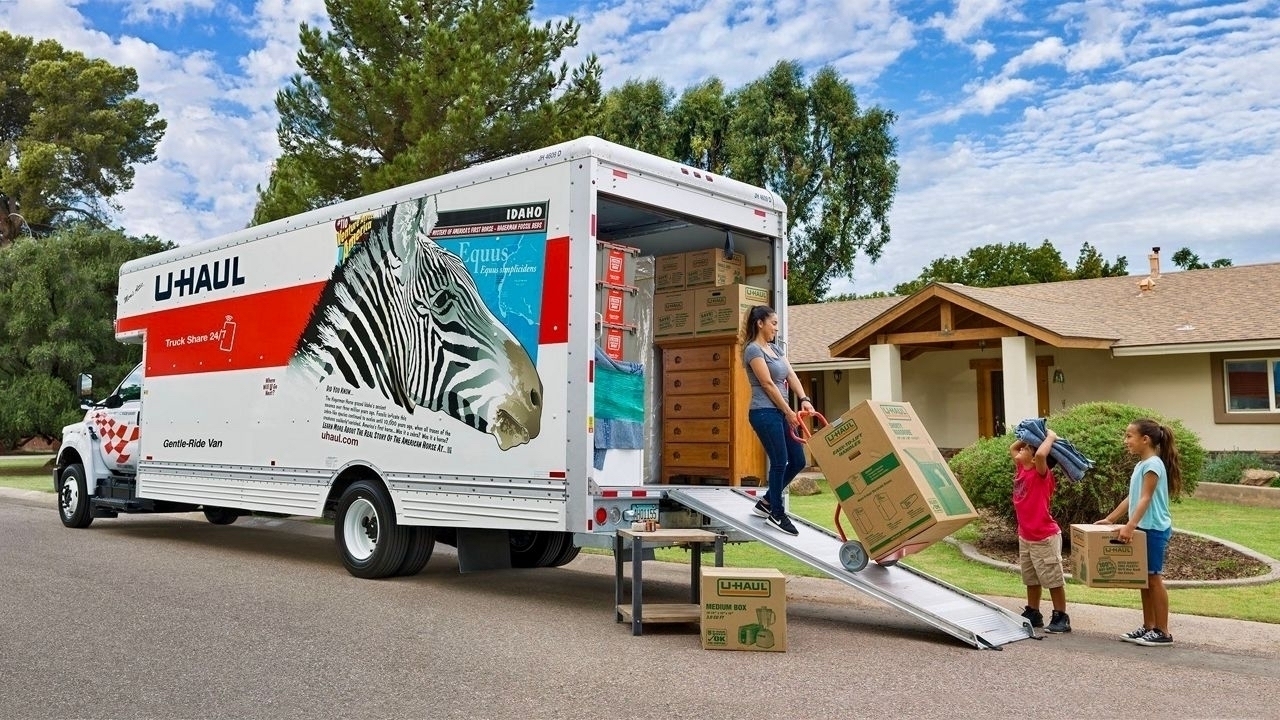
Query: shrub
949,402,1205,530
1201,452,1267,485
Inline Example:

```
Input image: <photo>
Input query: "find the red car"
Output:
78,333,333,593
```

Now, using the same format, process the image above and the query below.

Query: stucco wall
809,348,1277,453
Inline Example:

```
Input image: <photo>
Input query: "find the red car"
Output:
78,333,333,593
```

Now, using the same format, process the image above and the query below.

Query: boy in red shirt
1011,430,1070,633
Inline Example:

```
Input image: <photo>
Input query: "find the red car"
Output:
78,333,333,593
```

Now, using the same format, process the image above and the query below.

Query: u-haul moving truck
55,137,788,578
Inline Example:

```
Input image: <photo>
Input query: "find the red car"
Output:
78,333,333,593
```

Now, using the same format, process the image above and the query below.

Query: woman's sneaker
767,513,799,536
751,500,771,518
1132,628,1174,647
1120,626,1150,643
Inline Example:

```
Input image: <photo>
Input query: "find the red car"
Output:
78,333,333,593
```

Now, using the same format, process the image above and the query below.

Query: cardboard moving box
700,568,787,652
1070,524,1149,589
806,401,978,560
655,253,687,290
693,283,770,336
685,249,745,287
654,289,695,337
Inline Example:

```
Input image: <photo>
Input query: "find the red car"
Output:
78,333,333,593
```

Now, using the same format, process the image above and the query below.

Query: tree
1171,247,1232,270
253,0,603,224
0,32,166,246
593,61,899,305
891,240,1129,294
0,226,170,447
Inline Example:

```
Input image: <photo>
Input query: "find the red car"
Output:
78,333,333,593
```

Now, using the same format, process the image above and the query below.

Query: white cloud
928,0,1012,43
1001,36,1066,75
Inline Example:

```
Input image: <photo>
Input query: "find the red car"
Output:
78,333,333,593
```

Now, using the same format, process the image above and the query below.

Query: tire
335,479,410,579
57,464,93,529
394,526,436,577
547,535,581,567
510,530,567,568
203,507,240,525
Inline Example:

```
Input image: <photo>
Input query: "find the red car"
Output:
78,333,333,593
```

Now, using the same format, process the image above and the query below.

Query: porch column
1001,335,1038,431
869,344,903,401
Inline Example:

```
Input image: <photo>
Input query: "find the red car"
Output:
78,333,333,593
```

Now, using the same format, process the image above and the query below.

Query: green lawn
649,481,1280,624
5,456,1276,622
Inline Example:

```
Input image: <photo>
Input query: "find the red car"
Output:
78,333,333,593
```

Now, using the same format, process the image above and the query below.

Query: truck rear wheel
394,526,436,576
335,480,409,579
203,507,240,525
57,464,93,529
511,530,566,568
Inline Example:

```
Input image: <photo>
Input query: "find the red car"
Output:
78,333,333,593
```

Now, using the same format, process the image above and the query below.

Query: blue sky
3,0,1277,294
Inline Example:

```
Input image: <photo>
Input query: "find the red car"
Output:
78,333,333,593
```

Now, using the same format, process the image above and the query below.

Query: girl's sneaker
766,513,799,536
1132,628,1173,647
1120,626,1150,643
751,500,771,518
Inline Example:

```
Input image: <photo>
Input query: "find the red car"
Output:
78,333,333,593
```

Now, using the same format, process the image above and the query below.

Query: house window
1223,359,1279,412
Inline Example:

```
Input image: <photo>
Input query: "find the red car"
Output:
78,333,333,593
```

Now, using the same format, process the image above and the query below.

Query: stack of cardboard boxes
653,249,769,338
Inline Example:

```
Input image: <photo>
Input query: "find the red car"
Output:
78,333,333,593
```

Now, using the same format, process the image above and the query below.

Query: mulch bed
971,521,1270,582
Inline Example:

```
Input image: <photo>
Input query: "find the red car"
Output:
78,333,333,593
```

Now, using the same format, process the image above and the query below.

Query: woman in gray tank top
743,305,812,536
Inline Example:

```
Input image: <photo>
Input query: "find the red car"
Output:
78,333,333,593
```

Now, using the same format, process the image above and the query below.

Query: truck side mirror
78,373,93,398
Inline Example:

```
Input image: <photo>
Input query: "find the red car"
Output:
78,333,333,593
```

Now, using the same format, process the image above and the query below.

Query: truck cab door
88,363,144,473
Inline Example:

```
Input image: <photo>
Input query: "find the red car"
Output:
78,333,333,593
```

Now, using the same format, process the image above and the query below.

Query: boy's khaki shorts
1019,532,1065,589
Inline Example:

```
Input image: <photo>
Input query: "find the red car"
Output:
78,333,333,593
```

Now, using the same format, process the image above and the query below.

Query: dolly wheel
839,540,868,572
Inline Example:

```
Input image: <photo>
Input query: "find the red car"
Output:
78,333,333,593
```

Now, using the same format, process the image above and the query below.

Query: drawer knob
674,379,682,388
673,402,682,411
712,427,720,435
674,427,682,435
711,378,720,387
712,402,721,411
713,352,721,361
674,355,682,364
711,451,720,460
673,451,681,460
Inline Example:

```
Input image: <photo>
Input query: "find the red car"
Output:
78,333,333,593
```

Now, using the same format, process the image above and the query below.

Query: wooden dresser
657,336,766,486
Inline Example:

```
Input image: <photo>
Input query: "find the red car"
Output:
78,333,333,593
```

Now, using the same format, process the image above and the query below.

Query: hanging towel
1014,417,1094,483
594,345,645,469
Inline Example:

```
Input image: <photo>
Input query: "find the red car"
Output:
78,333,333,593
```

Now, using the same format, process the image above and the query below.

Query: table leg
690,541,702,604
614,533,624,623
632,536,643,636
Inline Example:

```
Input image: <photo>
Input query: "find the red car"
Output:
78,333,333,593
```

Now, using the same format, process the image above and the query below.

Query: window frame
1210,352,1280,424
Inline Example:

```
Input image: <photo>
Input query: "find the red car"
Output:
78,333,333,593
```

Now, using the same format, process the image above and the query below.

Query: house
787,252,1280,457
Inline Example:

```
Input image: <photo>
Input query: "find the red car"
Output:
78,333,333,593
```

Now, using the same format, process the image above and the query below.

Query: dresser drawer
664,368,731,395
663,418,730,443
663,394,730,419
662,344,734,372
663,442,731,469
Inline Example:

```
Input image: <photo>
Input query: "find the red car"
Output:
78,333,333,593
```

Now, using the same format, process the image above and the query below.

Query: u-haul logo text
880,404,912,420
154,256,246,301
823,419,859,448
717,579,771,597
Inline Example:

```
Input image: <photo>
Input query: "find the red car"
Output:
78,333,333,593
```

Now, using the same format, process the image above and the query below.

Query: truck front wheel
57,464,93,529
335,480,409,579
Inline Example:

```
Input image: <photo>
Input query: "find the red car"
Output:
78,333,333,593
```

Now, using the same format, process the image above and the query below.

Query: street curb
949,529,1280,588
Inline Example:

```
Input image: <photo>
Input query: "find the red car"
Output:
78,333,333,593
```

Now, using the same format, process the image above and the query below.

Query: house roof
788,261,1280,364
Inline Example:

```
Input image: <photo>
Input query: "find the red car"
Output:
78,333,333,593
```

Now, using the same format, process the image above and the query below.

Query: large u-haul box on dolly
54,137,788,578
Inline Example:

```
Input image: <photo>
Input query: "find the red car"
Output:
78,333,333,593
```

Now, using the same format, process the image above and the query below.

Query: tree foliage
590,61,899,305
0,32,166,245
1171,246,1232,270
950,401,1205,532
891,240,1128,295
253,0,602,224
0,227,170,447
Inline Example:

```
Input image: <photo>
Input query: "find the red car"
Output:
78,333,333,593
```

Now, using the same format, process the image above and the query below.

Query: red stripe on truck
116,282,327,377
539,236,569,344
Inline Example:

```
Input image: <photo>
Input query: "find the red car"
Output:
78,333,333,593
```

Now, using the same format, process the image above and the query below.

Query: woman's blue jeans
748,408,807,517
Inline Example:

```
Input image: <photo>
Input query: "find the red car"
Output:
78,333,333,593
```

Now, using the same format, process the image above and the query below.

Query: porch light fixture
833,369,843,384
1052,369,1066,384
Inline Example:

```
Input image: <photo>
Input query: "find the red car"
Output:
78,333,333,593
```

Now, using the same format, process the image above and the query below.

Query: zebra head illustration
293,196,544,451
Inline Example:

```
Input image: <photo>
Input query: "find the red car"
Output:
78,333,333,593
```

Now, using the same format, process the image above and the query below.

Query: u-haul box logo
717,579,772,597
879,404,912,420
822,419,859,448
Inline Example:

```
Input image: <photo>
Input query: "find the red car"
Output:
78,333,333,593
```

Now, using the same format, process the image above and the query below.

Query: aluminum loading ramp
668,487,1034,649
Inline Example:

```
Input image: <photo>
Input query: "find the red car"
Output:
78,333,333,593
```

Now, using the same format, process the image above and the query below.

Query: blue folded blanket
594,345,645,469
1014,417,1094,483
